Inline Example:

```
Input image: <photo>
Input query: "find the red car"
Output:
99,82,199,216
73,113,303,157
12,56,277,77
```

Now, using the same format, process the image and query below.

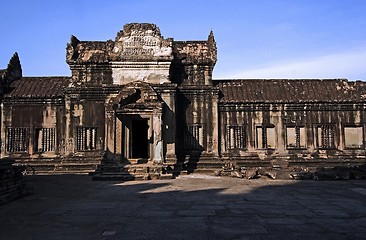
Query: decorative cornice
219,103,366,112
110,61,171,69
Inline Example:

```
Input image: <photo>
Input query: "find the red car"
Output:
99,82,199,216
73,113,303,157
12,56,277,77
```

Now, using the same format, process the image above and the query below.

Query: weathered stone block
290,172,314,180
244,169,258,179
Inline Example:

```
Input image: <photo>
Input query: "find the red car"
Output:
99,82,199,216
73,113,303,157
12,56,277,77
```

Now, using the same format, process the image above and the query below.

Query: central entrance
131,119,149,158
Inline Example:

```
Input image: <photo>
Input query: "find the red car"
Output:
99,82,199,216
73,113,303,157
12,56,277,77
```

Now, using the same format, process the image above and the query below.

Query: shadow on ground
0,174,366,240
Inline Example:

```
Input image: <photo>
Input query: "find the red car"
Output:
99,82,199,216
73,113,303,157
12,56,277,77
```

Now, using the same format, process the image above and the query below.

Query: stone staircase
173,155,223,176
92,162,174,181
14,156,102,175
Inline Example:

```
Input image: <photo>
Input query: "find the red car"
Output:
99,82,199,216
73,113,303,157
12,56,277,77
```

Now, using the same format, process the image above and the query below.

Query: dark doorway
131,119,149,158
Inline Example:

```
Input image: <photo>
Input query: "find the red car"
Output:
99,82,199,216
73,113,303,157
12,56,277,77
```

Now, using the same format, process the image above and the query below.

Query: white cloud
218,48,366,80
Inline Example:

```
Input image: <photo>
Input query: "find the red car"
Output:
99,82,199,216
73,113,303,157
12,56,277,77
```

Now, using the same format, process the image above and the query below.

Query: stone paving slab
0,174,366,239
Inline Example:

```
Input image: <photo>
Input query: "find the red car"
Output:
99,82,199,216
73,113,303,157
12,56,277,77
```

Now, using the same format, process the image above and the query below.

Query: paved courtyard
1,174,366,240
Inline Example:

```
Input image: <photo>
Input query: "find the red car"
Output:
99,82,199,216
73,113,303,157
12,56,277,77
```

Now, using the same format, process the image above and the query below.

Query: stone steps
31,170,92,175
92,163,174,181
55,163,99,172
19,163,99,175
92,173,140,181
13,156,103,175
176,168,219,176
92,172,174,181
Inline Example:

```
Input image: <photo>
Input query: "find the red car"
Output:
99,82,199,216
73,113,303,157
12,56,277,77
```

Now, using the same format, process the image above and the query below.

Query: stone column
64,97,74,156
0,103,7,158
159,87,176,162
211,90,220,157
113,112,117,160
104,109,116,163
274,105,286,154
153,110,163,164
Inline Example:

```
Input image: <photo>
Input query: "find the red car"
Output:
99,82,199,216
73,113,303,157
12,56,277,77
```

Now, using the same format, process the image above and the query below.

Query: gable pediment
108,81,163,111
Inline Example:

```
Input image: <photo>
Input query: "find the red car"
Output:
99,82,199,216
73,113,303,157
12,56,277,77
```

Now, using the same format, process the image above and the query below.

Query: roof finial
208,29,216,48
6,52,22,81
70,35,80,49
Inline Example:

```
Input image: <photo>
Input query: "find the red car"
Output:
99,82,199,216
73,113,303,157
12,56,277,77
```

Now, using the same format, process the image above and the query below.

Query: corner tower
171,30,220,171
171,30,217,86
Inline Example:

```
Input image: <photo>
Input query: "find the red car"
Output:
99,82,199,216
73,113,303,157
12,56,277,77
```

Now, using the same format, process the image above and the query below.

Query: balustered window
286,126,306,149
315,125,335,149
227,125,246,149
184,124,204,150
35,128,56,153
76,127,97,151
7,127,30,153
256,126,275,149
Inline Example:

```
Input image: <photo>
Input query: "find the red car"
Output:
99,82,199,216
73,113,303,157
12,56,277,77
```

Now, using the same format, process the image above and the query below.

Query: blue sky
1,0,366,80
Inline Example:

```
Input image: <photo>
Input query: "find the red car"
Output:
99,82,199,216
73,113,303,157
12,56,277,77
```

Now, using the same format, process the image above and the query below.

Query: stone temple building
1,23,366,179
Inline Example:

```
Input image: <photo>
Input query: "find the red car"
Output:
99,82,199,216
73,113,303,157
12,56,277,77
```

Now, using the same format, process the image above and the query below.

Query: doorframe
130,118,149,159
118,114,153,162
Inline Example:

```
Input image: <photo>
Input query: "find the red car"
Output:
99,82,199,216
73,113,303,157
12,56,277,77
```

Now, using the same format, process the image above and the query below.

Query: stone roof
7,77,71,98
66,23,216,65
173,31,217,65
71,41,111,63
214,79,366,103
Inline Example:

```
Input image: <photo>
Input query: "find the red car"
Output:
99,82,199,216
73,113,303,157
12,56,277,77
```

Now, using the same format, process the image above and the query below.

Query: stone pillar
64,98,74,156
115,117,123,158
104,109,116,163
153,110,163,164
0,103,7,158
274,105,286,154
159,87,176,162
211,90,220,157
113,112,117,160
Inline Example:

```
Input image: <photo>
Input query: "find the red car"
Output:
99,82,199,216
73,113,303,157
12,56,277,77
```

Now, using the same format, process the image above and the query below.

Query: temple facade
1,23,366,178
